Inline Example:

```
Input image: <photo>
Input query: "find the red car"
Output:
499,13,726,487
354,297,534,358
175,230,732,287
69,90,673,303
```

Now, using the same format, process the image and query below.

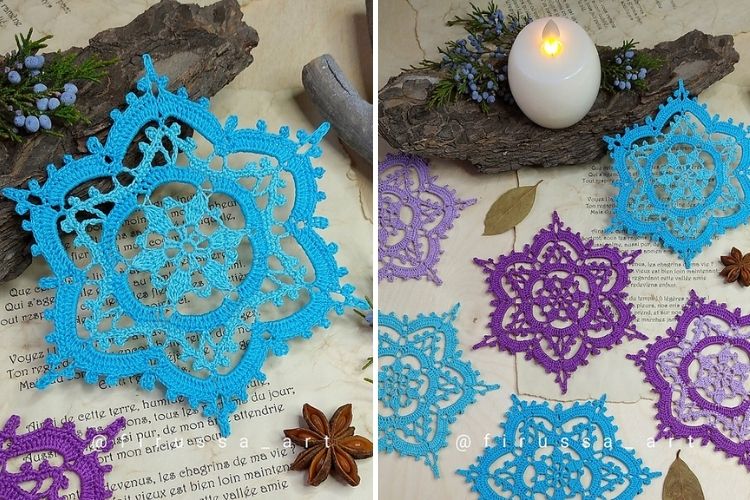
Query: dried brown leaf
662,450,705,500
483,181,541,236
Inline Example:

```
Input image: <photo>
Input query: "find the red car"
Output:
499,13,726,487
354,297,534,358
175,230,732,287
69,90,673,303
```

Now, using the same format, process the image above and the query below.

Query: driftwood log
379,30,739,174
301,0,373,164
302,55,373,163
0,0,258,282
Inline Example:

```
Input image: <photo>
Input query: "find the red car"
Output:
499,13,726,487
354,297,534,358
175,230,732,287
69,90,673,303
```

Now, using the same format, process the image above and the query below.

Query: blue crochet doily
458,395,661,499
605,80,750,267
378,304,499,477
4,55,365,436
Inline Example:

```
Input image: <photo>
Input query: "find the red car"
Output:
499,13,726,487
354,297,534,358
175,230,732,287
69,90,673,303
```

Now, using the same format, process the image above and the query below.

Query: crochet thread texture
378,153,475,285
378,304,499,477
4,55,365,436
0,415,125,500
474,212,643,393
457,395,661,499
605,81,750,267
629,291,750,470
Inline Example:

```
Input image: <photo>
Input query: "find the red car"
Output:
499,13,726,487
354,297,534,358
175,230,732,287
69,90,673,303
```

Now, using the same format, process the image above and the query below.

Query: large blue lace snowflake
605,81,750,267
3,55,365,436
378,304,499,477
458,395,661,499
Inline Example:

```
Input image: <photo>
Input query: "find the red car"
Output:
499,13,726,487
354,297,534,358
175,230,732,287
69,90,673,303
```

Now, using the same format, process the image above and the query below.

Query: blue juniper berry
422,5,530,110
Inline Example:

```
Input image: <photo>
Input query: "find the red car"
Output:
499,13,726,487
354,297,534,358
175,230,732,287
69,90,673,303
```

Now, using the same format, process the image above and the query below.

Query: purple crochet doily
629,291,750,470
0,415,125,499
378,153,475,285
474,211,644,393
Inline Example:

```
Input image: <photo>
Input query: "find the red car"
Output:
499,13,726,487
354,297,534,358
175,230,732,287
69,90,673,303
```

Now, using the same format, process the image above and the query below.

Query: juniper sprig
414,3,664,111
1,29,115,142
412,2,531,112
601,40,662,92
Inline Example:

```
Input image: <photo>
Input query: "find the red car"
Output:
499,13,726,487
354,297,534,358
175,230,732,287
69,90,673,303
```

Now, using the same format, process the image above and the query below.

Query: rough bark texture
0,0,258,282
379,30,739,173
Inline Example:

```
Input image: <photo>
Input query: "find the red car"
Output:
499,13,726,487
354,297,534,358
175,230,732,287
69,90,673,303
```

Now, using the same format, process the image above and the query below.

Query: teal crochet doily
458,395,661,499
378,304,499,476
4,55,365,436
605,81,750,267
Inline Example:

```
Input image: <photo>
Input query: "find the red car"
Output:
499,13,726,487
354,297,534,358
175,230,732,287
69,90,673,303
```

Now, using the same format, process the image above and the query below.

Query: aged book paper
379,0,750,498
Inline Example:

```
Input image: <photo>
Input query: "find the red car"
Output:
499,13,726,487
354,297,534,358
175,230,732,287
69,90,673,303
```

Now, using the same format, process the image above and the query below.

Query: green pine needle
412,3,664,110
362,356,373,384
600,40,663,93
1,28,116,142
14,29,52,57
410,3,530,112
362,357,373,370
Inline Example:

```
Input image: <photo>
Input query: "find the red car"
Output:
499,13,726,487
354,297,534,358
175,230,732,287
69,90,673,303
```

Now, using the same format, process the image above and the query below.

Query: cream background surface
379,0,750,498
0,1,373,498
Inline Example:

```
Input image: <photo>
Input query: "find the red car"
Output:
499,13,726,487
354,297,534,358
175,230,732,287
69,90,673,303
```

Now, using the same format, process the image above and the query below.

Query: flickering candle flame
541,19,562,56
508,17,600,128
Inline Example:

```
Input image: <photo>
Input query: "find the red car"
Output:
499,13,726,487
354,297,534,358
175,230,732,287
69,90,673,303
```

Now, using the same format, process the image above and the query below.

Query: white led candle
507,17,600,129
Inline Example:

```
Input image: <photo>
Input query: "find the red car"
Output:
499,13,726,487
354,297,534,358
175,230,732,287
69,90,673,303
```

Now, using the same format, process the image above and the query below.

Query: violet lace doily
0,415,125,500
629,291,750,469
378,153,475,285
474,211,644,393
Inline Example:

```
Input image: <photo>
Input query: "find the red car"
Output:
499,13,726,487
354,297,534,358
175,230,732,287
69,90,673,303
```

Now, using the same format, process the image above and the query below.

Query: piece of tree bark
0,0,258,282
379,30,738,174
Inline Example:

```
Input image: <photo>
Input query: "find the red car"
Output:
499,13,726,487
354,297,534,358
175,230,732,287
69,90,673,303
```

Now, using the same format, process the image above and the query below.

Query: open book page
0,1,374,499
379,0,750,498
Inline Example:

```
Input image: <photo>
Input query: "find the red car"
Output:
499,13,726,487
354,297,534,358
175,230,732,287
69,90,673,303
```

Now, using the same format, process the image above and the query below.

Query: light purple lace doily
629,291,750,470
378,153,475,285
0,415,125,499
474,211,644,393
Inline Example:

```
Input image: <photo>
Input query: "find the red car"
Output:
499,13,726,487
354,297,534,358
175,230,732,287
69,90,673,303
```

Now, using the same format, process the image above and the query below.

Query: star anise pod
720,247,750,286
283,403,373,486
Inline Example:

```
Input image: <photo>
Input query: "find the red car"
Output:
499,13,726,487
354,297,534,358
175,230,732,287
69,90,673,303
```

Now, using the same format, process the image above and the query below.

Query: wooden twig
302,54,373,163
